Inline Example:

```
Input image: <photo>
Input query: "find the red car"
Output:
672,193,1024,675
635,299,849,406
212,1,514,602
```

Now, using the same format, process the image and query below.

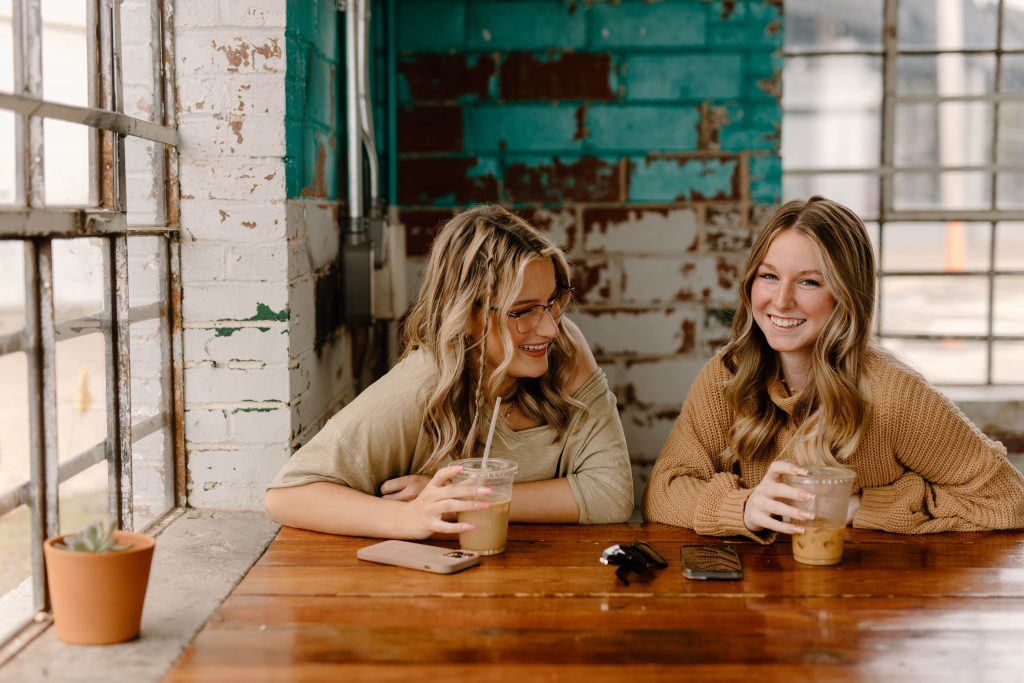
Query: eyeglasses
504,288,574,334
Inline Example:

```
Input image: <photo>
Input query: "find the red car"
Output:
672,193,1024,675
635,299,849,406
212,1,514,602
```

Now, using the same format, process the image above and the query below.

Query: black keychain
599,541,668,585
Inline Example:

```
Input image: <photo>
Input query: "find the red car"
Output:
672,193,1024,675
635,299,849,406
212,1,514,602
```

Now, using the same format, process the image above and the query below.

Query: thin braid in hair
464,232,496,458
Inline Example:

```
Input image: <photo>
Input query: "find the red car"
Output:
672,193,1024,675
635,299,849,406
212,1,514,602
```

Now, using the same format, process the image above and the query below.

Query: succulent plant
57,519,133,552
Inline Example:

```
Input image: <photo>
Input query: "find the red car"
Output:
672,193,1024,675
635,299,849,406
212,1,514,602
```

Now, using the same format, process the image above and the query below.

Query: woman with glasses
643,196,1024,540
265,204,634,538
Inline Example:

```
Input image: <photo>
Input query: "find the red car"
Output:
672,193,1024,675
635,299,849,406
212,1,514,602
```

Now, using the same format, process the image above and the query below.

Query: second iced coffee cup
452,458,517,556
785,465,856,566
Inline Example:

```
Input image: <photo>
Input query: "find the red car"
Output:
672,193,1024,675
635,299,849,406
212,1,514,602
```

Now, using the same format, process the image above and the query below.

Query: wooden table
163,523,1024,682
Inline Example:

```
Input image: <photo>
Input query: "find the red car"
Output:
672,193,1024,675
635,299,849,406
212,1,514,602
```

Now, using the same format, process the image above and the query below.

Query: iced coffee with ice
452,458,517,556
785,466,856,566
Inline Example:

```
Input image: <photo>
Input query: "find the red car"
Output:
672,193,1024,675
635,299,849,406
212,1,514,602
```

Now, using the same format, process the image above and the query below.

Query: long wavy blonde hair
403,205,584,472
722,196,877,467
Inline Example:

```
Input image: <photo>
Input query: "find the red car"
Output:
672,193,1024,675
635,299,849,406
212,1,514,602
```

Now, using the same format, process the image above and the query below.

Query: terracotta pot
43,530,155,645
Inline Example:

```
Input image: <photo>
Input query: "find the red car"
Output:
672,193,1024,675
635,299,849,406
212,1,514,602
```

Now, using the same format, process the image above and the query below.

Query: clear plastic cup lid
453,457,518,476
785,465,856,486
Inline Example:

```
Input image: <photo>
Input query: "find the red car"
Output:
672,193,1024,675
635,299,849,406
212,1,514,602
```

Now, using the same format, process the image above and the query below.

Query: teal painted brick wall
393,0,781,208
285,0,342,199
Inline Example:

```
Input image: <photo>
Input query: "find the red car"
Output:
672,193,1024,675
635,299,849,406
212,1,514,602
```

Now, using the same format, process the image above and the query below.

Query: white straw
481,396,501,469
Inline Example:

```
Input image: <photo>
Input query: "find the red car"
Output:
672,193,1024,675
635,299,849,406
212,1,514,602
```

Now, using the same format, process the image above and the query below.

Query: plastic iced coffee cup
785,466,856,566
452,458,517,556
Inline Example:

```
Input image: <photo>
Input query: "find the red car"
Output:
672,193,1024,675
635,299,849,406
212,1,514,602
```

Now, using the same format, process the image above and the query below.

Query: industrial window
0,0,182,653
783,0,1024,385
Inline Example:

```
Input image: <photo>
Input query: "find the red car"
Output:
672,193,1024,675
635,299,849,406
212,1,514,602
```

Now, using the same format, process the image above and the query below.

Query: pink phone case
356,540,480,574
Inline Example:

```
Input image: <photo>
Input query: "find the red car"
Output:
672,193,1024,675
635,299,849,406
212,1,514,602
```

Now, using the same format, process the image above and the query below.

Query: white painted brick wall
619,357,705,408
574,307,700,357
176,5,295,509
584,207,699,253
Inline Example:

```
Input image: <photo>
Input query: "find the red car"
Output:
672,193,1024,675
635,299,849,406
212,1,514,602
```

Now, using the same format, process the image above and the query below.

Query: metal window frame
782,0,1024,385
0,0,184,656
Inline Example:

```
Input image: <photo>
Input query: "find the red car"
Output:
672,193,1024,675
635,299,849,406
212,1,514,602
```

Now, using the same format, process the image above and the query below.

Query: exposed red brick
697,102,730,151
679,319,696,353
505,157,620,203
300,142,327,198
400,209,455,256
500,52,615,101
398,106,463,153
574,104,588,142
512,208,577,251
398,157,499,205
570,259,612,304
399,54,495,101
582,206,672,235
716,257,739,290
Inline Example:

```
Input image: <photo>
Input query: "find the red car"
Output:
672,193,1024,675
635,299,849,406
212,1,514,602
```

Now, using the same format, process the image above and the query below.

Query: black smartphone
680,545,743,581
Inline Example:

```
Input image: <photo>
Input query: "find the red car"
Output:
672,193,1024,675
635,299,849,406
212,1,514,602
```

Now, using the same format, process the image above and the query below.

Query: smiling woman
265,205,634,539
643,196,1024,542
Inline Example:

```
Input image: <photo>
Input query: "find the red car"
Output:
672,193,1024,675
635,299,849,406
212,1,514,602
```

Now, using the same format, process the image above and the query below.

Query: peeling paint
228,114,245,143
574,104,589,142
500,51,615,101
242,221,256,229
679,319,696,353
300,143,327,198
505,157,620,202
758,71,781,99
219,210,229,223
720,0,737,20
697,102,731,151
215,327,239,337
249,303,288,322
716,258,739,290
213,38,281,72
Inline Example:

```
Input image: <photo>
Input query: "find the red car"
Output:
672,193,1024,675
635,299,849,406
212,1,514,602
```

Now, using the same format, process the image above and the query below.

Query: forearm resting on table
265,481,416,538
510,478,580,523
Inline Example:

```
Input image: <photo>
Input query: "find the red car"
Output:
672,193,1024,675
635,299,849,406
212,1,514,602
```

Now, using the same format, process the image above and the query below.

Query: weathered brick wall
175,0,355,509
394,0,783,499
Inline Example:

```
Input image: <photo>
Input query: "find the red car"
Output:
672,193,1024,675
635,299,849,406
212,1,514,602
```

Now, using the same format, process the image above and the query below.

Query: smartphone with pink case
356,540,480,574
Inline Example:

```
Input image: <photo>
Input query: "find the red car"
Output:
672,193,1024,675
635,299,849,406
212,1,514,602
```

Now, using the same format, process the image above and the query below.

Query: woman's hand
397,464,493,539
742,460,815,535
381,474,431,501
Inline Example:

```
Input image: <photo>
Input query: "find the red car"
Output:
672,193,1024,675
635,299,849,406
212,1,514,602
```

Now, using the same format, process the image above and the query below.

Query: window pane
997,102,1024,164
1000,55,1024,92
0,1,12,91
126,137,163,226
894,102,992,167
0,3,13,206
52,238,104,323
896,54,995,96
1002,0,1024,49
893,171,991,210
995,222,1024,269
993,342,1024,382
781,56,880,174
783,173,880,220
994,276,1024,335
899,0,998,50
43,119,91,206
41,2,88,107
785,0,883,50
0,497,34,645
881,221,991,272
881,275,988,336
0,110,14,205
997,172,1024,209
882,338,987,384
59,460,108,537
55,333,107,466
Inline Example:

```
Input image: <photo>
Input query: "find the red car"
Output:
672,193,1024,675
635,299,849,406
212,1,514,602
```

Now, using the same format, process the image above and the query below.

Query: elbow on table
264,487,289,525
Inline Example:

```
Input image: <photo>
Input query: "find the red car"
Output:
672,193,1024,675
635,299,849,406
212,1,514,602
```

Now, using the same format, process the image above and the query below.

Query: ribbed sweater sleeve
853,360,1024,533
641,356,772,543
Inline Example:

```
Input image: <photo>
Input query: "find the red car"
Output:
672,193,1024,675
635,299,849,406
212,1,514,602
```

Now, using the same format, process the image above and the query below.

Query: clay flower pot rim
45,531,155,555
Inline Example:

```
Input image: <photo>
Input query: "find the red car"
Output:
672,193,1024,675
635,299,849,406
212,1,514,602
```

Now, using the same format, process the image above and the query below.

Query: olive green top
268,348,635,524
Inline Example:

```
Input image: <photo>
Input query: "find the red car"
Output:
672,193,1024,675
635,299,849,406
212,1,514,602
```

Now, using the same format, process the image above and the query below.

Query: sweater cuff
855,485,900,530
697,488,777,545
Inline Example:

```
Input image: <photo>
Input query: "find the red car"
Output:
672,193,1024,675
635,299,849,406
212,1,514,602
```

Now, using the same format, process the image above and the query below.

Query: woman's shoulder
561,317,600,396
863,346,931,396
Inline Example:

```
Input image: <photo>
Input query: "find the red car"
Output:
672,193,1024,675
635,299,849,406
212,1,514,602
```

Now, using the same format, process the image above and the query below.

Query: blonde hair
403,205,583,471
722,196,876,466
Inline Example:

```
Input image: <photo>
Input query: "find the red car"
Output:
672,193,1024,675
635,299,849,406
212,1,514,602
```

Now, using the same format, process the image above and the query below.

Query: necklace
780,376,792,396
503,399,516,420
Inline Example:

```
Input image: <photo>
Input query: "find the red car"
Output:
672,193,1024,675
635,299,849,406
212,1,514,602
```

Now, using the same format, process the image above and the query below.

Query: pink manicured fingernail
477,487,492,495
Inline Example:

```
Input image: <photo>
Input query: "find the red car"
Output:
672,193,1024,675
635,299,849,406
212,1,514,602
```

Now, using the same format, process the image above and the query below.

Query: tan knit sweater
642,349,1024,542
